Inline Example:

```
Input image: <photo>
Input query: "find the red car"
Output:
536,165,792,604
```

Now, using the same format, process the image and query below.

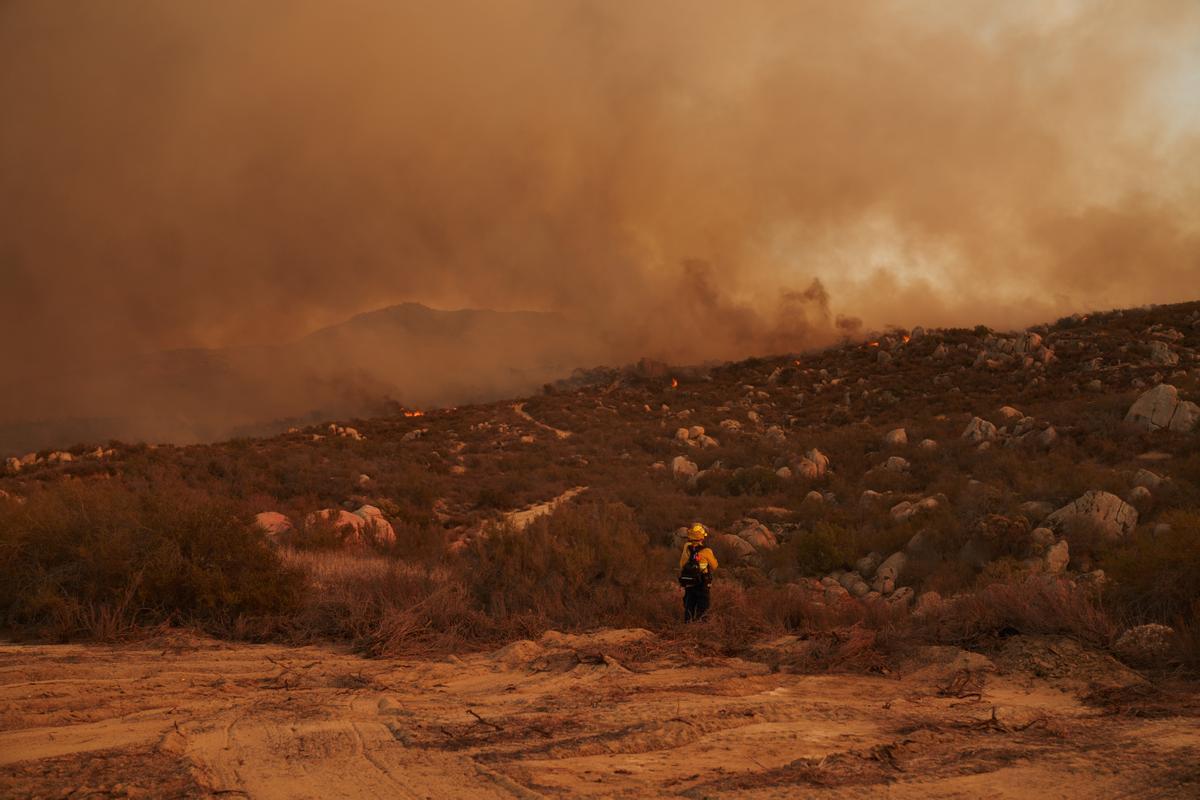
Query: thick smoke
1,1,1198,446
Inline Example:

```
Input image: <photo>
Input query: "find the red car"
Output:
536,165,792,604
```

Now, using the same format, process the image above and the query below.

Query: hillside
0,303,601,454
3,300,1200,797
3,298,1199,625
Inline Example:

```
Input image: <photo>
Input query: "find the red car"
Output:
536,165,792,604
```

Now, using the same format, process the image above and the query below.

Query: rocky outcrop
731,518,778,552
1046,490,1139,541
961,416,998,444
671,455,698,480
1148,340,1179,366
1125,384,1199,432
871,551,908,594
253,512,293,539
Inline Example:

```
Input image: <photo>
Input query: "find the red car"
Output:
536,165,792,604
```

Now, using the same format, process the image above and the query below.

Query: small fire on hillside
670,378,678,388
402,410,424,418
867,341,880,348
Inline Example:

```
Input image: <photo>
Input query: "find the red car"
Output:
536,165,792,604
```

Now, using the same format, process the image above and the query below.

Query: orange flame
902,335,911,343
670,378,678,388
403,410,424,418
867,341,880,347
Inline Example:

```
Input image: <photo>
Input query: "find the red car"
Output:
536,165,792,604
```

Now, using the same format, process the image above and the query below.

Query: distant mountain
0,304,605,454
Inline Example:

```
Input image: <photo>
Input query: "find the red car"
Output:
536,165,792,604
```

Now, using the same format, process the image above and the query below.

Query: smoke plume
1,1,1197,446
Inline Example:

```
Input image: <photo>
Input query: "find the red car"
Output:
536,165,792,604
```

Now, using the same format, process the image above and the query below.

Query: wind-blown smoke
1,1,1197,446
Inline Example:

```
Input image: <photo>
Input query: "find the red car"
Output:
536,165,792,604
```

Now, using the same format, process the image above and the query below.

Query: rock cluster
1125,384,1199,433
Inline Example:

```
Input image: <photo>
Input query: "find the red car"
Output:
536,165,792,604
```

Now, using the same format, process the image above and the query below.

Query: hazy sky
2,0,1198,373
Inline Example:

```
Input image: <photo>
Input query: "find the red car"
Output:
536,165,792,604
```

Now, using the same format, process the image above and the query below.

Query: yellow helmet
687,522,708,542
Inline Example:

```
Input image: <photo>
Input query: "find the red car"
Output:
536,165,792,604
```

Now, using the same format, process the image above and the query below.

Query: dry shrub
281,549,486,655
1105,511,1200,625
0,481,303,640
918,576,1115,647
762,523,854,580
463,502,676,635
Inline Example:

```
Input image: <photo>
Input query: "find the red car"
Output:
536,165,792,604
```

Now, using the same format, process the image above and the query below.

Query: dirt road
2,630,1197,799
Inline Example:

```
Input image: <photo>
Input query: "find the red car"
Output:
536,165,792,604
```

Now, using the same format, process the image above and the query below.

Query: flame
403,410,424,417
867,341,880,347
902,335,911,343
670,377,678,388
793,359,801,366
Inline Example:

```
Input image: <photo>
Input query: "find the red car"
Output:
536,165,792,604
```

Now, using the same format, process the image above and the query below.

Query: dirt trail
1,632,1198,799
512,403,572,439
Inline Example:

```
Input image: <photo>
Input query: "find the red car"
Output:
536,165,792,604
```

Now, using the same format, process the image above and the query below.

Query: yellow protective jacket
679,543,718,576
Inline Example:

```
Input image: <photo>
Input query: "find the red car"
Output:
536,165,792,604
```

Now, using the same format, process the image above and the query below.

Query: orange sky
1,0,1198,372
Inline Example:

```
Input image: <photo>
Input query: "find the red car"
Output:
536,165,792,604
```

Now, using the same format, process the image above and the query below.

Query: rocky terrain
2,300,1200,797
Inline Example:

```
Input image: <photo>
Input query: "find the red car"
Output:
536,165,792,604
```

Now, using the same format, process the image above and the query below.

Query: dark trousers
683,585,710,623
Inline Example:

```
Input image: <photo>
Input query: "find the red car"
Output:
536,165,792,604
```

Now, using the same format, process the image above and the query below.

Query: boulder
1028,527,1056,555
714,532,756,564
696,434,720,449
733,519,778,551
997,405,1023,422
859,490,884,508
804,490,824,504
1114,624,1175,665
671,456,699,480
1044,540,1069,574
1046,490,1139,541
719,419,742,433
1148,341,1179,366
855,552,882,578
961,416,998,443
805,448,830,477
793,457,820,480
306,509,368,544
1015,332,1042,354
871,551,908,594
882,456,910,472
775,466,793,480
3,457,18,474
674,427,691,442
883,428,908,447
1132,468,1164,490
1125,485,1153,509
253,511,293,539
1125,384,1200,432
917,438,938,451
688,425,706,439
764,425,787,445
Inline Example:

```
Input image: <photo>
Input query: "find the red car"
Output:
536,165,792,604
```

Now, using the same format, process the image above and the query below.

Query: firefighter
678,522,718,622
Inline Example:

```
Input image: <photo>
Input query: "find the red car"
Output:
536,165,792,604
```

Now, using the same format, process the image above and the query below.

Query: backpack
679,544,711,588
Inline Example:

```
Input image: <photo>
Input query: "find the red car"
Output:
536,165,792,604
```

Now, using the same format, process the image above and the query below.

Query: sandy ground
2,630,1198,799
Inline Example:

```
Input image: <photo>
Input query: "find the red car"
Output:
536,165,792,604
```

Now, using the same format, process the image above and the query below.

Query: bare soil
2,631,1198,799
